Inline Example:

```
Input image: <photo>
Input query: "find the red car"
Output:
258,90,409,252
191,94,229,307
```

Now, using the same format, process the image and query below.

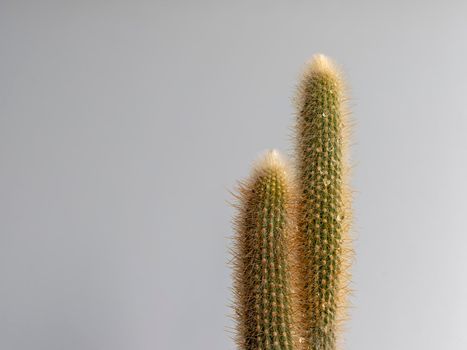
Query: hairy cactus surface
294,55,352,350
233,150,296,350
230,54,353,350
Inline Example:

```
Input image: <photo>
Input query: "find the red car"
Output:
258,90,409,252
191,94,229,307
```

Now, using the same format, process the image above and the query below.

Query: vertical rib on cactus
294,55,352,350
233,150,296,350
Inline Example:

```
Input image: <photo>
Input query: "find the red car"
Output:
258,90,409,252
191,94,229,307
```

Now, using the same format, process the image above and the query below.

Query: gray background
1,1,467,349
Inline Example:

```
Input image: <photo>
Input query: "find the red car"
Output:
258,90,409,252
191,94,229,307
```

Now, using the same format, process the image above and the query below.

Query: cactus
231,54,353,350
232,150,297,350
294,54,352,350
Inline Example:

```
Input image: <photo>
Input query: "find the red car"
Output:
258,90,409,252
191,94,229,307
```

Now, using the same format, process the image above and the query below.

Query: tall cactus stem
233,150,297,350
294,54,353,350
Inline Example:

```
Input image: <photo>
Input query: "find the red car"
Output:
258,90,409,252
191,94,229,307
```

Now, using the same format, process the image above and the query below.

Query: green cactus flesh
233,151,295,350
295,55,351,350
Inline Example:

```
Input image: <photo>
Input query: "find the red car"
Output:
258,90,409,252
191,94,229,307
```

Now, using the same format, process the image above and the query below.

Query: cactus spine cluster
294,55,352,350
233,151,296,350
232,54,352,350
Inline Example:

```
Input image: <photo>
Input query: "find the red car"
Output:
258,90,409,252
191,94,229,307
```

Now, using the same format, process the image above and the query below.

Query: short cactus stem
294,55,352,350
233,150,296,350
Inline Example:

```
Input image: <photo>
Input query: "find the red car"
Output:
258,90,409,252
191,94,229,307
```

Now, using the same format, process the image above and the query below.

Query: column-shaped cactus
294,55,352,350
233,150,296,350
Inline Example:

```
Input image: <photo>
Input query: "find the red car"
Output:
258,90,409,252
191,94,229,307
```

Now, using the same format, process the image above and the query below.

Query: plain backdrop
2,1,467,349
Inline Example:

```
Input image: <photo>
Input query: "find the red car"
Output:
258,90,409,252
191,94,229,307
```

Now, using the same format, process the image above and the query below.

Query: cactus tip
254,149,284,172
296,53,345,111
307,53,340,77
253,149,288,177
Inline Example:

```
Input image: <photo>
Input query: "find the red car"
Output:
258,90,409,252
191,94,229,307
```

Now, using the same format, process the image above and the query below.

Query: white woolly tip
252,149,288,178
302,54,344,88
306,53,340,76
